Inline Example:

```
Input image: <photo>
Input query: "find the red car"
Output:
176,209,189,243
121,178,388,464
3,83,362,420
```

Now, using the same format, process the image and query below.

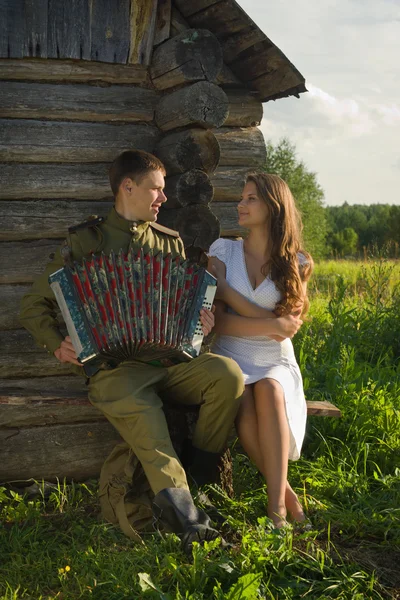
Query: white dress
208,238,307,460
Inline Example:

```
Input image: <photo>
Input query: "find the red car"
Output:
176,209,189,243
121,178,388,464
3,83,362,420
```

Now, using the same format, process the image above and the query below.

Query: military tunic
20,207,244,494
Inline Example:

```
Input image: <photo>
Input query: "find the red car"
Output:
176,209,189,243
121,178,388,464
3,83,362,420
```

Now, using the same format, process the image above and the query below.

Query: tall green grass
1,259,399,599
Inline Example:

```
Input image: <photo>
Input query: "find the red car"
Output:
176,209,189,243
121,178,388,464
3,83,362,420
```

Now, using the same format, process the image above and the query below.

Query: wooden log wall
0,1,271,482
155,6,266,249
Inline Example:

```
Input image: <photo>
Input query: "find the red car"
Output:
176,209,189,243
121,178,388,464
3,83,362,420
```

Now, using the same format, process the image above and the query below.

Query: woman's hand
273,314,303,339
208,256,228,301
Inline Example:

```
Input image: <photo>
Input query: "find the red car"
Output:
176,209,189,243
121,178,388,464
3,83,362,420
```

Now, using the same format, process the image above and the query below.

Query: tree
264,138,328,259
331,227,359,256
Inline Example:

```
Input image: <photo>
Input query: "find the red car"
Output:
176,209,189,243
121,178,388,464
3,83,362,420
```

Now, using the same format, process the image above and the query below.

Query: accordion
49,247,217,375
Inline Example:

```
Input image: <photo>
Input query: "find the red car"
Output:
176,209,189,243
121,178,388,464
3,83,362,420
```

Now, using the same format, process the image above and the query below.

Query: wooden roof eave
173,0,307,102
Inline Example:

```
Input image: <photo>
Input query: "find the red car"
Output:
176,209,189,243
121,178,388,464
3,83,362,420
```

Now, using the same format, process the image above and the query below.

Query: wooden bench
0,376,340,483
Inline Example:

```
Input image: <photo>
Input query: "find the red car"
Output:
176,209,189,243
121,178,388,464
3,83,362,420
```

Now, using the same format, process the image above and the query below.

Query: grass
1,258,399,599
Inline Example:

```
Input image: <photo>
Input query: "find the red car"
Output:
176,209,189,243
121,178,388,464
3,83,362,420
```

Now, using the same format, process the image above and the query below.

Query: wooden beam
0,164,111,200
185,1,247,38
213,127,266,167
306,401,341,418
170,6,190,35
164,169,213,209
151,29,223,90
0,82,157,122
0,240,62,284
155,128,220,175
47,0,91,60
0,0,24,59
0,421,121,482
173,0,221,18
210,166,250,202
210,202,245,237
224,89,263,127
154,0,172,46
0,200,113,241
0,58,149,85
129,0,158,65
23,0,48,58
0,329,73,378
231,44,303,91
0,285,32,331
90,0,130,64
156,81,228,131
0,120,160,163
220,26,265,64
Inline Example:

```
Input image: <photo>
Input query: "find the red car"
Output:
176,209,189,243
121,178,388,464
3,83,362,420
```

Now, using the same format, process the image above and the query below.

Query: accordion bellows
49,248,217,371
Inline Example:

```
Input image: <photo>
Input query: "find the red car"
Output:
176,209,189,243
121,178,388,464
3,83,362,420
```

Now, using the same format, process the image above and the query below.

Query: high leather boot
152,487,221,556
181,439,221,487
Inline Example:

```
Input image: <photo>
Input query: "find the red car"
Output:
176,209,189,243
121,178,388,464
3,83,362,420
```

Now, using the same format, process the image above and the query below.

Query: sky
237,0,400,206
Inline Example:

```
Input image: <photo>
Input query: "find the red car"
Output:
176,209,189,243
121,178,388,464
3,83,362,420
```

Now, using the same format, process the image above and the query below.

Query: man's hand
274,314,303,339
54,336,81,366
200,306,215,336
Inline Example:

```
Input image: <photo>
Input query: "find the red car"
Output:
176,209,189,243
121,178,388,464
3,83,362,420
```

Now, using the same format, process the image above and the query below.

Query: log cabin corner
0,0,339,483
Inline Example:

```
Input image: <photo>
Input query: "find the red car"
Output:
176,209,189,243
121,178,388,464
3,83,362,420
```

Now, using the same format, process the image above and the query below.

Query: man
20,150,245,553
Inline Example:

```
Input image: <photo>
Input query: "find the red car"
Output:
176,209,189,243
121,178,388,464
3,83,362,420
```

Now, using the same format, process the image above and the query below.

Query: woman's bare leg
236,383,306,523
253,378,289,527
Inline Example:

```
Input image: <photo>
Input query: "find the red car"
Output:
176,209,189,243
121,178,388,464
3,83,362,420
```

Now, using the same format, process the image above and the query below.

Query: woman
208,172,313,527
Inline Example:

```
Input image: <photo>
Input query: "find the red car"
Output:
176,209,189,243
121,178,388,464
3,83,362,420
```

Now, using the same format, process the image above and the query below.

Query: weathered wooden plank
90,0,130,63
173,0,220,18
159,202,243,237
47,0,91,60
0,376,86,398
306,401,341,418
154,0,172,46
0,239,61,284
0,329,73,378
129,0,158,65
0,200,112,241
0,120,160,163
215,63,241,86
0,421,121,482
210,202,244,237
159,204,220,251
170,6,190,36
220,25,265,64
231,44,303,89
0,285,32,330
186,1,247,37
23,0,48,58
0,58,149,84
151,29,223,90
0,82,157,122
225,89,263,127
0,164,111,200
155,128,220,175
156,81,228,131
0,0,24,58
213,127,266,167
0,403,104,428
164,169,213,209
210,166,250,202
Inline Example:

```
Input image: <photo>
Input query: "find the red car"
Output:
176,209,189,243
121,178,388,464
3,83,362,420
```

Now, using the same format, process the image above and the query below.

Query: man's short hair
109,150,166,196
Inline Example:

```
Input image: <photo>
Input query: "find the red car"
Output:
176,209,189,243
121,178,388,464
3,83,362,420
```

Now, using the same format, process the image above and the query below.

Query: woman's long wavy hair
245,172,314,316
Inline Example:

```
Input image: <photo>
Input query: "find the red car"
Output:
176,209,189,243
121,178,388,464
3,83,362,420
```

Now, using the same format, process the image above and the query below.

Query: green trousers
88,353,244,495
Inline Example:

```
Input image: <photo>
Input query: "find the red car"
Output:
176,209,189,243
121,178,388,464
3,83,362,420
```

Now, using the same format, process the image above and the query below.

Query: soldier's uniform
20,207,244,495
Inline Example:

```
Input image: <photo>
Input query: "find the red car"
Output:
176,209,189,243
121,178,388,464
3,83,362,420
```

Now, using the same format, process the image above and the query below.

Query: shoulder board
68,215,105,234
150,222,180,238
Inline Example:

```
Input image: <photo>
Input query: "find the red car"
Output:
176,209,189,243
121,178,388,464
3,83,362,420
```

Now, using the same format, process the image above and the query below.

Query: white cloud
237,0,400,205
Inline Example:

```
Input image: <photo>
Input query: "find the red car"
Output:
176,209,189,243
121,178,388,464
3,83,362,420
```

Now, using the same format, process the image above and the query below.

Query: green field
1,259,399,599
